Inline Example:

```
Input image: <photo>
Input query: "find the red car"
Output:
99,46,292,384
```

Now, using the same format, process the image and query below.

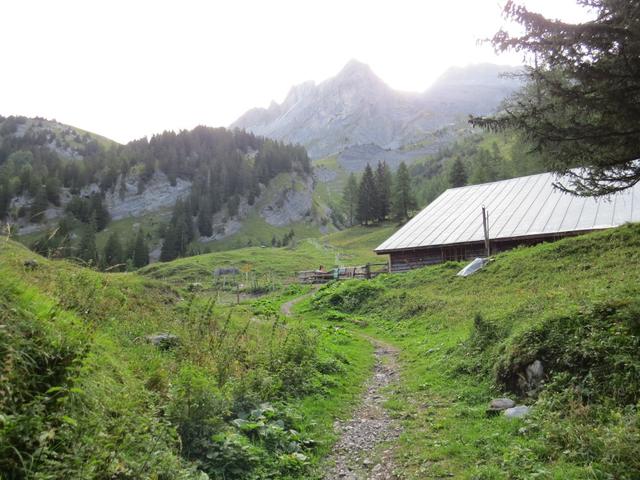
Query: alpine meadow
1,1,640,479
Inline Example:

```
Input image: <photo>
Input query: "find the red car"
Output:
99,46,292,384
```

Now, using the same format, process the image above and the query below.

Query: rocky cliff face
232,60,521,161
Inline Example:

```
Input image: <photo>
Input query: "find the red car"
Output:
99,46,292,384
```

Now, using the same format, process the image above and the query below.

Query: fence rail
297,263,389,284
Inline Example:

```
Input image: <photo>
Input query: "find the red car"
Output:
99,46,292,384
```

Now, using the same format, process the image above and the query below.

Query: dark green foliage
471,0,640,195
161,199,195,261
342,173,358,227
44,176,61,206
28,186,48,223
131,229,150,268
89,193,110,231
196,197,213,237
64,193,110,231
0,283,86,478
313,280,385,313
356,164,377,225
227,194,240,217
448,156,468,187
410,134,546,207
103,231,124,269
392,161,417,221
374,161,392,221
76,221,98,265
31,217,74,258
495,299,640,404
0,118,310,240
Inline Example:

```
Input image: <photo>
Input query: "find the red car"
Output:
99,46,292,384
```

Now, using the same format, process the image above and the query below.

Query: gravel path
280,291,402,479
280,287,319,316
323,338,402,480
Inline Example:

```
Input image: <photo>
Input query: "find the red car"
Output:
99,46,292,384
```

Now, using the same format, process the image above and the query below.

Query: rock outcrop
232,60,521,161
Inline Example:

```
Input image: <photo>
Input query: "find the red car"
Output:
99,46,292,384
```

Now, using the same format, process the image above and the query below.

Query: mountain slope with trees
1,116,318,264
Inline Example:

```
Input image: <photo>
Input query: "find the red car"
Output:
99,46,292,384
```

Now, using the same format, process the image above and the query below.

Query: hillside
3,216,640,478
139,223,396,287
305,224,640,478
1,117,328,260
0,237,375,479
231,60,521,163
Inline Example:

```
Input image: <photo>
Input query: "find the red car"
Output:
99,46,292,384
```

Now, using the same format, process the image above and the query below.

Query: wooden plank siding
386,230,593,272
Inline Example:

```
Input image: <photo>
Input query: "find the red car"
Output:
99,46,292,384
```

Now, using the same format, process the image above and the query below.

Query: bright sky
1,0,592,144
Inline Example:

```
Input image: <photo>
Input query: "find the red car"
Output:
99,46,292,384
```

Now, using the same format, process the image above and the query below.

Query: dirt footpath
323,339,402,480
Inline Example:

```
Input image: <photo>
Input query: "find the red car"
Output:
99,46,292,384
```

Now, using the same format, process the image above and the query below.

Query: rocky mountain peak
231,61,522,160
327,59,388,92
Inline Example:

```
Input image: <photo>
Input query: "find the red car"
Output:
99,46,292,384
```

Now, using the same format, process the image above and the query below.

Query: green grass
306,224,640,479
139,223,396,287
0,237,375,479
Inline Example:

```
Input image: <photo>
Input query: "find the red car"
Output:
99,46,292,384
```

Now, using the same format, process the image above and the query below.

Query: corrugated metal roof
375,172,640,253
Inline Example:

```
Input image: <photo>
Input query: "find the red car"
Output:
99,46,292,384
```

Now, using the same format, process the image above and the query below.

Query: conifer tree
89,193,111,231
160,225,178,262
470,0,640,195
342,173,359,227
196,197,213,237
356,164,377,225
448,157,468,187
392,162,417,221
160,199,194,261
77,220,99,265
29,187,48,223
132,229,150,268
374,161,392,221
103,231,124,269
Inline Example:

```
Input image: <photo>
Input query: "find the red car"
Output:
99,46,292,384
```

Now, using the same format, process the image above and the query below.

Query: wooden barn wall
387,231,589,272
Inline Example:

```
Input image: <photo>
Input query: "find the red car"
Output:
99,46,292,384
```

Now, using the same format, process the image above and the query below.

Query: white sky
0,0,592,144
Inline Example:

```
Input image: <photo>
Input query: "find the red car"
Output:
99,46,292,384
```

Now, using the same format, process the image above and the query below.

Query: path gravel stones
323,340,402,480
280,292,402,479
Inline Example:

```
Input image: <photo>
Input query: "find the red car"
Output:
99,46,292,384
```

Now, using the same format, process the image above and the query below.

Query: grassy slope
305,224,640,479
0,238,373,479
139,223,397,287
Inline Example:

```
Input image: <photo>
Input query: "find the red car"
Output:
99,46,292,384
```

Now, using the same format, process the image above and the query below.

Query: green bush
313,280,384,313
495,298,640,403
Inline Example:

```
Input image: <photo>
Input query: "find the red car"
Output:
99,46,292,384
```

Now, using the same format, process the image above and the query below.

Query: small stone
146,333,180,350
488,398,516,411
504,405,531,419
23,259,39,269
363,458,373,466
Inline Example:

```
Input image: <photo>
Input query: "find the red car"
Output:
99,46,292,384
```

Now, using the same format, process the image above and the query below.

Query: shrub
313,280,384,313
495,298,640,403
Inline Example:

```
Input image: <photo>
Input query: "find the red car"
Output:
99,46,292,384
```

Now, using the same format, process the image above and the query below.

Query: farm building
375,171,640,272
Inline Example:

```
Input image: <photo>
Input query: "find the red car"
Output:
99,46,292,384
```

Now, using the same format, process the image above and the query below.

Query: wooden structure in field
297,263,388,284
376,171,640,272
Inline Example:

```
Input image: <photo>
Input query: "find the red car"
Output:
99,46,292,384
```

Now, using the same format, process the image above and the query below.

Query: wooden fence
297,263,389,284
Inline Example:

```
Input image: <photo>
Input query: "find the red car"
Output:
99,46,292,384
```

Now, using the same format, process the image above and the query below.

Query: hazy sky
1,0,592,144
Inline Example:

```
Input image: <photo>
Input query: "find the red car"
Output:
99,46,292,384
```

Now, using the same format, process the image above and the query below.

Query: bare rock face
104,172,192,220
260,176,313,227
12,171,192,235
232,60,521,161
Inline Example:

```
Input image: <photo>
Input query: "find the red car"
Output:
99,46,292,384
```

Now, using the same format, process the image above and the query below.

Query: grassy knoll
0,238,373,479
306,224,640,478
139,223,396,287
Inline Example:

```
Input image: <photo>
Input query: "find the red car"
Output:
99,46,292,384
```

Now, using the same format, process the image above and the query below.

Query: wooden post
482,206,490,257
